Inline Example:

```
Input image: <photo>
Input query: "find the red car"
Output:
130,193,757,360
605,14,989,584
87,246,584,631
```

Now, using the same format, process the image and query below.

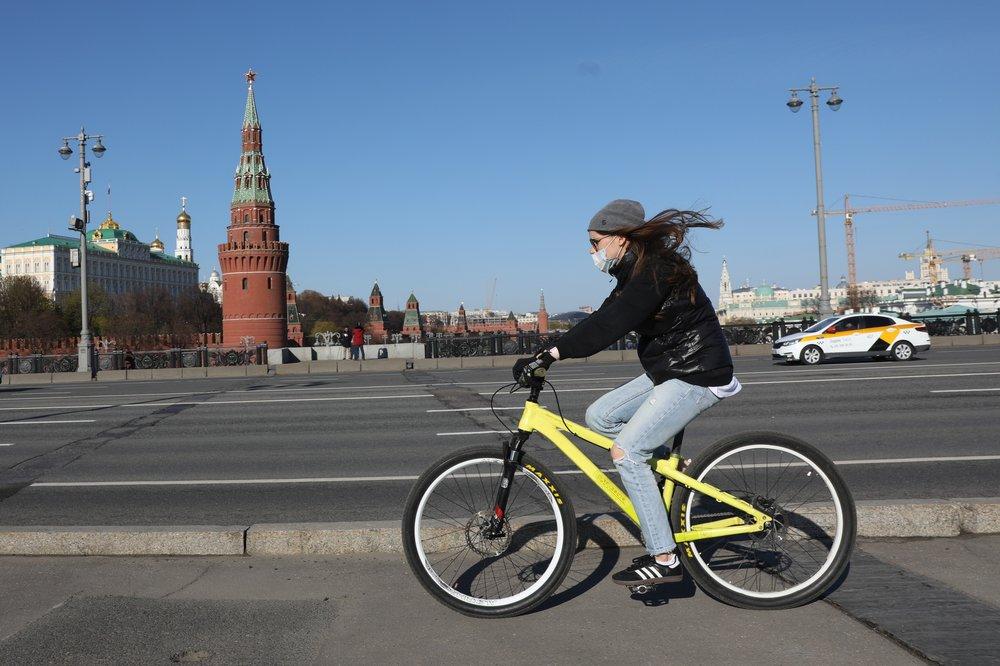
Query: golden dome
98,213,120,230
150,236,165,252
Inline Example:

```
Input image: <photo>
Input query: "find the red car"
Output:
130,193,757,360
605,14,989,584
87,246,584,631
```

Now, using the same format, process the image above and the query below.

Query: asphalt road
0,346,998,525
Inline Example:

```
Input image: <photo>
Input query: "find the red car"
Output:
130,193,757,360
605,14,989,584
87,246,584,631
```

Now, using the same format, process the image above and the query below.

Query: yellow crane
818,195,1000,308
898,232,1000,283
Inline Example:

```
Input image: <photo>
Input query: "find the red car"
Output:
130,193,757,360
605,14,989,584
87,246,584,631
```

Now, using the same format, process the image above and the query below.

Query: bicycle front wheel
670,431,856,610
402,445,577,618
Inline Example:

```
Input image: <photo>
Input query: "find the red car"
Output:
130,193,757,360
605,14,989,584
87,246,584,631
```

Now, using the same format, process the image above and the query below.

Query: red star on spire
244,68,256,86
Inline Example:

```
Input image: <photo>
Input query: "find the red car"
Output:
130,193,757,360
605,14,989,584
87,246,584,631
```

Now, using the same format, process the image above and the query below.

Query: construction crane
484,277,498,313
898,232,1000,283
817,195,1000,308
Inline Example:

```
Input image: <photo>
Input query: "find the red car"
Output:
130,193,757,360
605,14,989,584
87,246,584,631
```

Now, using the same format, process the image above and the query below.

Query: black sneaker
612,554,683,585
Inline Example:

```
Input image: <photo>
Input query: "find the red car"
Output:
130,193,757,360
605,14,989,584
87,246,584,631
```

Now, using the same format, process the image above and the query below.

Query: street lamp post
59,127,107,374
787,78,843,318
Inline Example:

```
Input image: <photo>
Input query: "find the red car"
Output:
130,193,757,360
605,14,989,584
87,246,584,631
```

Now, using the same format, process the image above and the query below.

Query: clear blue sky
3,1,998,313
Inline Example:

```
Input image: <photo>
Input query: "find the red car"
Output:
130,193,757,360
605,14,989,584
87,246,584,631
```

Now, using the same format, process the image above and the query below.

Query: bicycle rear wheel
670,431,856,609
402,445,577,618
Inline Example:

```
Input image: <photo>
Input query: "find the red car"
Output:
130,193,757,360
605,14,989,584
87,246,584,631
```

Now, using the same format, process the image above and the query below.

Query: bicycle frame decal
516,401,771,542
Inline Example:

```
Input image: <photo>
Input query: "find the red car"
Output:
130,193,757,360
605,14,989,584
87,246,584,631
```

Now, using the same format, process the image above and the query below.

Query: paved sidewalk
0,547,918,665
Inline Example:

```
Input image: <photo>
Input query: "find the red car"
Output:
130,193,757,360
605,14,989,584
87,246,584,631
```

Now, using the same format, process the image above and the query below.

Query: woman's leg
612,379,720,557
584,374,655,437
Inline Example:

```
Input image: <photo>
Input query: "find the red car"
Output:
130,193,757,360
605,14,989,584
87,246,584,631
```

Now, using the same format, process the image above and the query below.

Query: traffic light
69,215,85,233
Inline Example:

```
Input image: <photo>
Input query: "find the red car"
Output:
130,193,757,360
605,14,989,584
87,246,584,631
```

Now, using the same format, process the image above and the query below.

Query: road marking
477,371,1000,394
28,454,1000,487
0,419,96,425
435,430,510,436
427,406,526,413
0,394,438,411
929,387,1000,393
0,443,13,446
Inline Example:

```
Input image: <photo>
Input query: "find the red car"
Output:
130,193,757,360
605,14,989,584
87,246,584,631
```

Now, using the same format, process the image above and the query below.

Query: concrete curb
2,498,999,556
0,525,246,556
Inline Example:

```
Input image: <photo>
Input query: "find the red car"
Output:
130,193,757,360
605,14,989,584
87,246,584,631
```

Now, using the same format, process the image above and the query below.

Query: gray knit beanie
587,199,646,233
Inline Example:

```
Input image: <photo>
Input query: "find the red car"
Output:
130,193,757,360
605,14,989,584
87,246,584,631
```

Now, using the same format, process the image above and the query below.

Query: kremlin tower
366,281,388,343
402,293,423,338
217,69,290,349
537,289,549,334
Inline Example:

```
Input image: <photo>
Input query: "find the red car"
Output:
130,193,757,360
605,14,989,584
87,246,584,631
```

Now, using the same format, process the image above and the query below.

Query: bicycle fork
486,430,530,537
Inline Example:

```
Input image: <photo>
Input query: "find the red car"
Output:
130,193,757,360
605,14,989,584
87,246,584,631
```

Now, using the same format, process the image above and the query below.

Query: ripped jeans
585,374,720,556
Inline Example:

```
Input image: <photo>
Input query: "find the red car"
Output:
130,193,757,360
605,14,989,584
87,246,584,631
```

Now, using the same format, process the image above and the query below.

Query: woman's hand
512,350,556,386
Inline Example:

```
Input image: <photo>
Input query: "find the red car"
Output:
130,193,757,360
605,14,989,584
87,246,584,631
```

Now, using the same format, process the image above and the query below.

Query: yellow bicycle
403,373,856,618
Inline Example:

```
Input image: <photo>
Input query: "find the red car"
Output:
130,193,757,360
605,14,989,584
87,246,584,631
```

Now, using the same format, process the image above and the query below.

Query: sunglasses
589,235,613,250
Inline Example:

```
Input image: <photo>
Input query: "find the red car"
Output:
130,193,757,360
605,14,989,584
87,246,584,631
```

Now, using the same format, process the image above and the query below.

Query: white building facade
0,213,198,300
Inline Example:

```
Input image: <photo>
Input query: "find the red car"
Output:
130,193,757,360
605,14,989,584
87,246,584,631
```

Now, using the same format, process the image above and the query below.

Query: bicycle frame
507,396,772,543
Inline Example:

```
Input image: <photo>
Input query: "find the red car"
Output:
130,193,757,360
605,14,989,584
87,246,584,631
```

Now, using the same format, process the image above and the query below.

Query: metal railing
3,344,268,374
720,319,816,346
906,310,999,336
1,353,79,374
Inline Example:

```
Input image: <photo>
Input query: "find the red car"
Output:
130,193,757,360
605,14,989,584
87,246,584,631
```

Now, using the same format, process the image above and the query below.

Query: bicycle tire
670,431,856,610
402,445,577,618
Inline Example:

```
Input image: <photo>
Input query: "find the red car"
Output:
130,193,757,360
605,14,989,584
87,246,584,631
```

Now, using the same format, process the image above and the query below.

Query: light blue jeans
585,374,720,556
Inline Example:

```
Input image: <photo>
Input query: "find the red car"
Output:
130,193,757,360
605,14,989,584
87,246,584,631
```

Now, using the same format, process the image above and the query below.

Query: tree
57,284,112,337
177,289,222,336
386,310,404,334
0,276,69,346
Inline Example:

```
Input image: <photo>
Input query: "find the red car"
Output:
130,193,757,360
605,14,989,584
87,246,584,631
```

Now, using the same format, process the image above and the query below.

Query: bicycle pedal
628,584,653,595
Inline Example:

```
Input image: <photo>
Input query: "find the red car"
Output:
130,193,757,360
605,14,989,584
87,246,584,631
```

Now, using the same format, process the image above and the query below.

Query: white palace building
716,257,1000,323
1,204,199,300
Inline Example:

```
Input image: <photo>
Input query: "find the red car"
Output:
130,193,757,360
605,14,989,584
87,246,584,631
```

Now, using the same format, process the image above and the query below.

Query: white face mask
592,247,618,273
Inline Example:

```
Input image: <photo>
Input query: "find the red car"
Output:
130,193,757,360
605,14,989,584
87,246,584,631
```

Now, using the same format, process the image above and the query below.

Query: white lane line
427,406,526,413
477,371,1000,394
930,388,1000,393
0,419,96,425
0,394,437,411
435,430,510,436
0,443,13,446
29,454,1000,487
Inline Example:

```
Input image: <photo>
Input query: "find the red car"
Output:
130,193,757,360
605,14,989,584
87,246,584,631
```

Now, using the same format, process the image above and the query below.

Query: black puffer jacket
554,250,733,387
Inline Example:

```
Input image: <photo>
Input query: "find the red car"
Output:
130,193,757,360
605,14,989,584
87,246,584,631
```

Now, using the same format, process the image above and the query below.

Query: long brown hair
619,209,723,304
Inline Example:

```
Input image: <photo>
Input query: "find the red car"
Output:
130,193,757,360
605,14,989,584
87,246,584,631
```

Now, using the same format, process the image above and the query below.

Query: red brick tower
402,292,423,338
366,281,388,343
537,289,549,334
217,69,289,349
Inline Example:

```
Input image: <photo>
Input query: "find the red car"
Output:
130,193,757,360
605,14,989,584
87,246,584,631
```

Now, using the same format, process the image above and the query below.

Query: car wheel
800,345,824,365
890,340,915,361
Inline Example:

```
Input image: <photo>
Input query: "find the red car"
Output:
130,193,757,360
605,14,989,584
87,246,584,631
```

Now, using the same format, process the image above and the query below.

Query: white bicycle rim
413,457,565,608
684,443,844,600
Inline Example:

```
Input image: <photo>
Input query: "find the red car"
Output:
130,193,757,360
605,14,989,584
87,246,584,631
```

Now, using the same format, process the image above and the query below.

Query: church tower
217,69,290,349
536,289,549,334
719,258,732,308
176,197,193,262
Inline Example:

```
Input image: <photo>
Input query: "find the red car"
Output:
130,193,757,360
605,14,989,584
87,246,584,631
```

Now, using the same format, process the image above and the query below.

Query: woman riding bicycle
513,199,742,587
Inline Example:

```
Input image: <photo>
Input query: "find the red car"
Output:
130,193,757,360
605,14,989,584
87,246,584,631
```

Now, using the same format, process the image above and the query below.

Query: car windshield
803,317,840,333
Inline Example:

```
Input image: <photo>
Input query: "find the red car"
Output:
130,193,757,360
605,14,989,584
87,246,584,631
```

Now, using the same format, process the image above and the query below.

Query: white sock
655,553,677,568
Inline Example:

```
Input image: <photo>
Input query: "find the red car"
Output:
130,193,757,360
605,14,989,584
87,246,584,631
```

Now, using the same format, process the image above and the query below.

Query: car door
862,315,898,353
822,316,863,355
